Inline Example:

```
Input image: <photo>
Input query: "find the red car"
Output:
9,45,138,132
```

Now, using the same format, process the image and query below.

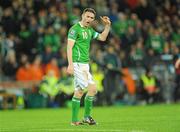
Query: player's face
82,12,95,27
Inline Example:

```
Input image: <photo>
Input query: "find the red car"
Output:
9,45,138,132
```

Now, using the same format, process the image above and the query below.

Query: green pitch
0,104,179,132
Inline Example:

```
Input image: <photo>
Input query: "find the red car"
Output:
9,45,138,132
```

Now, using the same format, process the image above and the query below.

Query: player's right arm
67,27,78,75
98,16,111,41
67,39,75,75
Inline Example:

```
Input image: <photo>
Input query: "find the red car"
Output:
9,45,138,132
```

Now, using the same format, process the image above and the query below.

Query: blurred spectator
2,50,18,80
126,0,139,10
37,27,45,53
57,67,74,106
172,29,180,47
59,26,68,44
39,70,61,107
91,47,105,66
146,28,165,55
45,58,60,78
18,54,29,66
163,0,177,16
29,55,44,81
103,45,121,105
143,48,158,68
95,0,109,16
38,9,47,28
2,33,16,57
134,0,157,22
121,67,136,104
127,26,138,41
91,62,104,93
56,48,68,67
60,12,69,27
1,7,18,34
112,12,128,40
41,45,55,64
16,61,31,81
129,39,145,66
19,23,36,55
109,1,118,23
68,6,81,26
43,26,60,53
173,55,180,102
139,68,161,103
160,42,173,63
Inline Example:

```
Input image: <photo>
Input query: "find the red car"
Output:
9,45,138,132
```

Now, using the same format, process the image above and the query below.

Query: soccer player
67,8,111,125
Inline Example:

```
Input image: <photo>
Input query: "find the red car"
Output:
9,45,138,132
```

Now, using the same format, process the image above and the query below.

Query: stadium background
0,0,180,109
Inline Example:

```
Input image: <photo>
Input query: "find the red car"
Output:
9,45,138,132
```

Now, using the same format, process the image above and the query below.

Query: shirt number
82,32,88,39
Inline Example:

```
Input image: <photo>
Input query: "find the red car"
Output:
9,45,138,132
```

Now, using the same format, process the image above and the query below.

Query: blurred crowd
0,0,180,107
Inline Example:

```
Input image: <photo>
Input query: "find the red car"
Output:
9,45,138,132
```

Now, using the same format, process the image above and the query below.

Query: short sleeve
68,28,78,41
92,29,99,39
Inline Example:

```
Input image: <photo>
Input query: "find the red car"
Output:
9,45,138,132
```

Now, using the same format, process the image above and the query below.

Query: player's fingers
100,16,111,25
67,69,72,75
100,16,106,23
103,16,110,20
107,19,111,23
67,71,73,75
100,16,107,20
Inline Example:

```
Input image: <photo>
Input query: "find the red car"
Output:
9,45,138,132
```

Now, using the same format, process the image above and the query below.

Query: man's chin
85,23,90,27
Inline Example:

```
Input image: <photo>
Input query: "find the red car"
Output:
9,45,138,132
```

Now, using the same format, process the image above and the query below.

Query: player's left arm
98,16,111,41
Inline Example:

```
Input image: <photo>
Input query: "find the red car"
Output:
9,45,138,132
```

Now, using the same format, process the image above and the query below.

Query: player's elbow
101,38,106,41
99,36,106,41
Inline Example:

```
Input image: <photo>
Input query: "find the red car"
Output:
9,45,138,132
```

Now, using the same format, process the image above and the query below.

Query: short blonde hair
83,8,96,15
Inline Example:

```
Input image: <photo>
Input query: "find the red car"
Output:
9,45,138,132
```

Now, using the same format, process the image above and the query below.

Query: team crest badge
70,30,75,36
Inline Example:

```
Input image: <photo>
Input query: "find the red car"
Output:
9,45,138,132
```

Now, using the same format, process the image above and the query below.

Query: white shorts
73,63,95,90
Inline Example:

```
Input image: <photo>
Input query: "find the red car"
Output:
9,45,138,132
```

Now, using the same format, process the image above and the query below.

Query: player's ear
81,13,84,18
92,16,95,20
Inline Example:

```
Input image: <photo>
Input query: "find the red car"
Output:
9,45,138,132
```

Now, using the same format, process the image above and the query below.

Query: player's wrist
104,25,111,29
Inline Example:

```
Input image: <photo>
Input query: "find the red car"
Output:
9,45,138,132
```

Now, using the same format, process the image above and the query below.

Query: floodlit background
0,0,179,109
0,0,180,132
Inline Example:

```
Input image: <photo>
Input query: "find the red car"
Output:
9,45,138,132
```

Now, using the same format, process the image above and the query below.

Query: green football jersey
68,22,99,63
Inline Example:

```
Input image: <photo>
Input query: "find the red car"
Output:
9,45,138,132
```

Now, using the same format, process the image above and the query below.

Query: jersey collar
79,22,84,27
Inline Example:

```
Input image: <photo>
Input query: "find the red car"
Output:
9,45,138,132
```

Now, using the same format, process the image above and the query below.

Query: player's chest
77,29,92,40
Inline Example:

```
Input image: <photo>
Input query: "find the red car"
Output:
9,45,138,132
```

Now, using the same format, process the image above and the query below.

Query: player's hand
67,65,74,75
100,16,111,26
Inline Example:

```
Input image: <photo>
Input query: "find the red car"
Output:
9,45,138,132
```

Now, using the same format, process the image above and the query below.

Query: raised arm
98,16,111,41
67,39,75,75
